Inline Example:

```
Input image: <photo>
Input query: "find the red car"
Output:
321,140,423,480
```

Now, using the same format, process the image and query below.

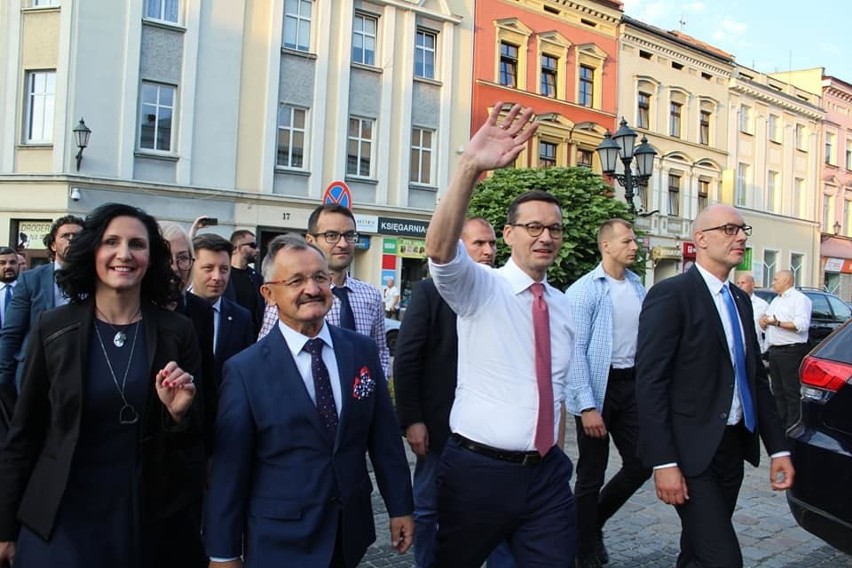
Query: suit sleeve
0,313,51,540
564,278,597,414
392,281,432,429
366,343,414,519
635,281,684,468
205,360,256,559
0,272,35,390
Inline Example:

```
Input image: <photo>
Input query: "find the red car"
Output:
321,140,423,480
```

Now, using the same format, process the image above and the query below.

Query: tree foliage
468,166,636,290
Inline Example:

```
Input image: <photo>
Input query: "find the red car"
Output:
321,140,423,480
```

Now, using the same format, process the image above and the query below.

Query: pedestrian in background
384,277,400,319
565,219,651,568
0,203,206,568
735,273,769,354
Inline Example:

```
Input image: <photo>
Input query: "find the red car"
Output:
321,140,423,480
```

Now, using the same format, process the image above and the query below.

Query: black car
786,320,852,555
753,287,851,348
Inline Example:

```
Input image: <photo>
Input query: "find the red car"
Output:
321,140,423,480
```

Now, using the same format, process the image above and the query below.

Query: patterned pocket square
352,366,376,400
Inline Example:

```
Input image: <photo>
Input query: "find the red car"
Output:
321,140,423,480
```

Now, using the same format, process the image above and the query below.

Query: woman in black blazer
0,203,206,568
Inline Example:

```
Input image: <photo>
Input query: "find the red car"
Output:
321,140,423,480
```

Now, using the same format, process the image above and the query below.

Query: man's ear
305,233,316,244
503,225,514,247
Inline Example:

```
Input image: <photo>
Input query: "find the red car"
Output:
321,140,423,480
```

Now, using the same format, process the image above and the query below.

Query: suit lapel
330,326,354,446
41,265,57,308
687,267,728,353
264,328,334,444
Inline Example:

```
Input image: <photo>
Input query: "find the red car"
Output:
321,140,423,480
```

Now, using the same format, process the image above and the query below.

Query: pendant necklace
94,319,142,425
96,306,141,347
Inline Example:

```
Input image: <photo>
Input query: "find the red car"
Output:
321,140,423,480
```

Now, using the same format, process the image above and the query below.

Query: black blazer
179,293,216,453
393,278,458,452
635,266,788,477
214,297,254,383
0,298,204,542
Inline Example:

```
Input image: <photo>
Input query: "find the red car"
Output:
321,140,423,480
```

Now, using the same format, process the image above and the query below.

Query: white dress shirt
429,242,575,452
276,320,343,414
765,287,811,346
749,294,769,353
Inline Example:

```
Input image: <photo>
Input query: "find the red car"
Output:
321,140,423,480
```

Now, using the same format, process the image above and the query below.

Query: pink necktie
530,283,554,456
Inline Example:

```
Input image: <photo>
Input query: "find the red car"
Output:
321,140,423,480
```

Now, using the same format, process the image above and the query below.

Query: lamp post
596,118,656,214
72,118,91,171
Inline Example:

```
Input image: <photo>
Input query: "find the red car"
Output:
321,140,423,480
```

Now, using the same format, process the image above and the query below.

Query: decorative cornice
622,33,733,78
730,79,824,120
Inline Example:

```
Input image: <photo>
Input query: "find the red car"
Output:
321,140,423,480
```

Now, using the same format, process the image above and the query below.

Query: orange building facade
471,0,623,171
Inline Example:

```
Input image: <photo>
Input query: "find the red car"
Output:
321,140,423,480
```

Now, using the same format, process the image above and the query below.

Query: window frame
578,65,594,108
414,29,437,80
31,0,60,6
790,253,804,287
669,102,682,138
793,177,805,218
766,170,779,212
699,110,710,145
24,69,56,144
143,0,180,24
768,114,780,143
794,124,806,151
825,132,836,165
499,42,519,88
762,249,778,288
698,178,710,212
283,0,313,53
410,127,435,186
540,54,558,98
735,162,749,207
739,104,752,134
637,92,650,129
577,148,593,169
351,12,378,67
538,140,557,168
138,81,176,154
276,104,308,170
668,172,681,216
346,116,375,178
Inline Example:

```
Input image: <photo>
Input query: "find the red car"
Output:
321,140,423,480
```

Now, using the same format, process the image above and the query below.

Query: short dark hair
193,233,234,256
229,229,255,246
0,246,16,257
43,215,85,260
261,233,325,282
597,218,633,249
307,204,356,234
506,191,562,225
56,203,178,306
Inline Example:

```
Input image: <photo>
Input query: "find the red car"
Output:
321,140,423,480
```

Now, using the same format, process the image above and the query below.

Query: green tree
468,166,637,290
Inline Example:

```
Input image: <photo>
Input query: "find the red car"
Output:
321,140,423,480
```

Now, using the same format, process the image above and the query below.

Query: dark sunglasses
242,242,258,249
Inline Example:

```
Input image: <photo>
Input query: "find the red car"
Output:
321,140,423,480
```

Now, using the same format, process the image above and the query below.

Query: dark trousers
434,436,577,568
675,425,746,568
573,367,651,556
768,343,808,430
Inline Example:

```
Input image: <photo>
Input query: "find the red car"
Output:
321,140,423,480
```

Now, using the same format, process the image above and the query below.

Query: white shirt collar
276,319,335,360
695,262,729,295
498,256,551,296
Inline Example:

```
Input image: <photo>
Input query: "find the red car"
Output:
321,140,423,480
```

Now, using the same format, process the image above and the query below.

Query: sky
621,0,852,83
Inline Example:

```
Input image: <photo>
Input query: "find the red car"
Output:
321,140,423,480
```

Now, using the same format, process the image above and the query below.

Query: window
144,0,179,23
32,0,60,6
739,104,751,133
577,149,593,169
793,177,804,218
637,92,650,129
352,14,377,66
410,128,434,185
499,42,518,88
276,105,307,169
846,141,852,170
539,141,556,168
347,117,374,177
578,65,594,107
414,30,436,79
668,173,681,216
794,123,806,150
822,192,835,233
735,162,748,207
825,132,836,165
540,55,557,98
790,253,803,287
762,250,777,288
768,114,780,142
669,102,682,138
698,179,709,211
283,0,312,52
24,70,55,144
699,110,710,145
766,170,779,212
845,199,852,237
139,82,174,152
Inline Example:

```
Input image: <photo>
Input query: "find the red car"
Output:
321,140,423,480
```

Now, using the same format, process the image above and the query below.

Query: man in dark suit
636,204,794,567
205,234,413,567
395,217,516,568
190,233,254,384
0,215,84,395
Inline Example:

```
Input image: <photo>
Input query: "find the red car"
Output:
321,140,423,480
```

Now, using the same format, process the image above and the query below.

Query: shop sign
736,247,753,271
355,214,378,234
17,221,52,249
682,242,696,260
378,217,429,237
824,257,844,273
398,238,426,259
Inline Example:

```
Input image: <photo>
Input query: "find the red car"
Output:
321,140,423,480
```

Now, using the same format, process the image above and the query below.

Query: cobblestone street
359,420,851,567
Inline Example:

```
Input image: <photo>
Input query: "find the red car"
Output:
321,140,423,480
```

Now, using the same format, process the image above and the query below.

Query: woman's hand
155,361,196,423
0,541,16,565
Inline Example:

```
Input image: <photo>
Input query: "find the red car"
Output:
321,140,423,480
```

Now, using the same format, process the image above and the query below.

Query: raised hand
462,102,538,174
155,361,196,423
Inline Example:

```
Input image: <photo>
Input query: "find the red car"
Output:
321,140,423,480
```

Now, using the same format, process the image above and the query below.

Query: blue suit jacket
205,324,413,567
0,263,56,392
214,296,254,382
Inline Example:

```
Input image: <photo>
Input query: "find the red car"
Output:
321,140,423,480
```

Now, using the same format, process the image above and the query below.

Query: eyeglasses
265,272,332,289
510,223,563,238
311,231,359,244
173,254,195,270
700,223,752,237
241,242,257,249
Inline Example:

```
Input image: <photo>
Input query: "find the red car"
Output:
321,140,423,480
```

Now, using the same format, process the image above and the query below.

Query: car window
814,322,852,364
809,294,833,319
827,295,852,321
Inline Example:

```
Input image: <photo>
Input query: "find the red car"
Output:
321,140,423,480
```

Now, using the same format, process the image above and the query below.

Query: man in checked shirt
259,204,390,377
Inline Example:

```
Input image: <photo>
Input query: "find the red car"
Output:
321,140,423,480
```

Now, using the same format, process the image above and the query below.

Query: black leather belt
452,434,544,466
609,366,635,379
769,343,807,351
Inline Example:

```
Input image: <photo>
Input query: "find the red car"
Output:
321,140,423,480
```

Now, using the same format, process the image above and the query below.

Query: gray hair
158,221,194,257
261,233,325,281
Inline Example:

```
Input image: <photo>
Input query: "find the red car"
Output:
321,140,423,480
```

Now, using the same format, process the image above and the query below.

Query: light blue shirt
564,263,645,415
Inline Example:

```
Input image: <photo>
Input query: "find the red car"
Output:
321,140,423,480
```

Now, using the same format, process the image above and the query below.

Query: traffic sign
323,181,352,209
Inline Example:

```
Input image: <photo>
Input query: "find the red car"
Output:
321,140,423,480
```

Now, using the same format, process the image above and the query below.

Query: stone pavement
359,420,851,567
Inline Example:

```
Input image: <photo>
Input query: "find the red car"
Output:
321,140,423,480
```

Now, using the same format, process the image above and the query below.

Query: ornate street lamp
596,118,656,213
73,118,91,171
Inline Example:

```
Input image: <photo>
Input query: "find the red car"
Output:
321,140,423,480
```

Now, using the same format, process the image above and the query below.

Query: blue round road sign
323,181,352,209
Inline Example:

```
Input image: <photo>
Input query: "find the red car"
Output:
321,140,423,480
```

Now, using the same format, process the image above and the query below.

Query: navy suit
0,263,57,393
205,324,413,567
213,296,254,381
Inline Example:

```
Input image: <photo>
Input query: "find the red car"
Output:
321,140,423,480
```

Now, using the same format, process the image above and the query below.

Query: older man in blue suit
0,215,84,396
205,234,414,568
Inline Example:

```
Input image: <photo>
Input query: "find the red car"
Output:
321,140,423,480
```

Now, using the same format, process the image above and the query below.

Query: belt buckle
521,453,539,466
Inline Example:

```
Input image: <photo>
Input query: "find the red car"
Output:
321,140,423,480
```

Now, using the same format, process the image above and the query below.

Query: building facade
0,0,475,303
